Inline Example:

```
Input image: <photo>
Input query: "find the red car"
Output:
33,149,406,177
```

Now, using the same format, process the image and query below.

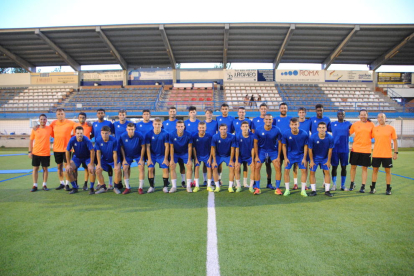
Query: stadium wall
176,69,223,84
0,73,30,86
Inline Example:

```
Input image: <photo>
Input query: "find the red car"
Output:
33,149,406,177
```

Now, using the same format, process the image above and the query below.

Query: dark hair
39,114,47,118
118,109,127,114
259,103,268,108
241,121,249,126
101,126,111,132
337,109,345,113
127,122,136,128
75,126,84,132
279,102,288,108
298,107,307,112
359,109,367,114
154,117,162,122
177,120,184,125
97,108,105,113
205,108,213,114
169,106,176,110
56,108,64,112
315,104,323,110
199,121,206,126
189,106,197,112
318,122,327,127
142,109,150,114
238,106,245,110
290,117,298,123
221,103,229,108
219,123,228,129
78,112,86,118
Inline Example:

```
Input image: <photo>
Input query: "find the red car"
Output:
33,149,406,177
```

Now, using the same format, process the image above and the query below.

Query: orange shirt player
349,109,375,193
49,108,75,190
29,114,53,192
371,113,398,195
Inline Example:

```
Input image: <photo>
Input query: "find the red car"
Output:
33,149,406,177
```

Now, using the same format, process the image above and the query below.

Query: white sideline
206,192,220,276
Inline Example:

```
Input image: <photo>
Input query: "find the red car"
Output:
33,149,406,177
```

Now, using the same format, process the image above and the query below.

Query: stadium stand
1,86,72,112
161,84,214,110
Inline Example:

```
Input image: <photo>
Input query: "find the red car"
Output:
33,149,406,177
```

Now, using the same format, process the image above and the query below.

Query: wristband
394,152,398,154
28,151,31,153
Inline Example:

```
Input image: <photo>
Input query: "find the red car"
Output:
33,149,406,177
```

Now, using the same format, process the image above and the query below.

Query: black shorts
350,152,371,167
32,155,50,167
54,152,67,164
372,157,393,168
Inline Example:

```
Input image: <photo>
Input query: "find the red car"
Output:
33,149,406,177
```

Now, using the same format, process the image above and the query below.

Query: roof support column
0,44,36,72
273,24,295,69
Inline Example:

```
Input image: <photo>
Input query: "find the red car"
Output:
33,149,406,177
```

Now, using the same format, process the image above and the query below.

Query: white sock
285,182,290,191
236,180,241,188
294,178,298,185
109,176,113,185
65,180,69,185
250,179,255,187
243,178,248,186
195,179,199,187
311,184,316,191
325,183,330,192
33,183,38,187
203,173,207,182
139,179,144,189
125,179,130,189
207,179,212,187
186,179,191,188
60,180,64,185
219,173,222,180
215,181,220,187
181,174,185,182
42,182,47,187
229,181,234,188
172,179,177,188
301,182,306,191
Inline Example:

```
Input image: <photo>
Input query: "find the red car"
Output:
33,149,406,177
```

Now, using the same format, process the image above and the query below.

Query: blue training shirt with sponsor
114,120,132,141
211,133,236,157
192,132,212,158
331,121,352,153
95,136,118,163
273,116,292,133
308,133,334,163
282,129,309,162
92,120,114,141
136,121,154,137
233,118,252,134
254,126,282,152
67,136,94,159
162,119,177,134
205,120,218,137
310,116,331,134
299,119,312,135
216,115,235,133
145,129,169,158
119,131,145,159
235,132,255,161
184,119,200,135
169,130,193,156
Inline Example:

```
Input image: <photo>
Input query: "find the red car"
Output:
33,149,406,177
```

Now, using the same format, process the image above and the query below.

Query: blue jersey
162,119,177,133
235,132,254,160
92,120,114,141
273,116,292,133
211,133,236,157
233,118,252,134
114,120,132,140
119,131,145,159
310,116,331,134
145,129,169,158
282,129,309,162
66,136,94,159
308,133,334,163
331,121,352,153
136,121,154,137
169,130,193,156
299,119,312,135
254,126,282,152
251,116,264,131
95,136,118,163
184,119,200,135
216,115,235,133
205,120,218,137
192,132,212,158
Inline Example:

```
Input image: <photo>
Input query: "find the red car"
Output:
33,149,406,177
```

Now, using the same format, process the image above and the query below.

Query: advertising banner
81,71,124,82
30,72,78,84
276,70,324,82
257,70,275,82
378,72,412,84
225,69,258,82
325,70,373,82
128,68,173,80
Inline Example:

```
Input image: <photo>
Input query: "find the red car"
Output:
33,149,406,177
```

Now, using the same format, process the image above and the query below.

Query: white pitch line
206,191,220,276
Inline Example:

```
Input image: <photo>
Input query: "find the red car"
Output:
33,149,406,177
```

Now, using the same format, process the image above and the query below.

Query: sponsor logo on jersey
74,143,77,146
317,141,319,144
125,139,128,142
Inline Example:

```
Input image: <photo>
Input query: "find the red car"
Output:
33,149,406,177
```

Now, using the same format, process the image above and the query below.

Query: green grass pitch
0,148,413,276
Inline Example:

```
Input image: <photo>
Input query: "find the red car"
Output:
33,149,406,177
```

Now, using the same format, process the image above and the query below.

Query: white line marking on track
207,191,220,276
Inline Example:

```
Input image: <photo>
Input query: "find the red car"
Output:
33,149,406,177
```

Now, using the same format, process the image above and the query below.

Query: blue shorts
257,150,279,163
174,153,189,164
101,161,115,172
195,155,211,168
310,162,329,172
149,155,168,169
72,157,91,169
125,156,143,166
285,160,306,170
331,151,349,167
215,156,232,168
238,157,253,166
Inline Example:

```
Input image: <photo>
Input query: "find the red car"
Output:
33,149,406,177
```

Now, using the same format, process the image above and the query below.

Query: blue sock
255,180,260,189
70,181,78,189
276,180,281,189
341,176,346,187
332,176,337,185
90,182,95,189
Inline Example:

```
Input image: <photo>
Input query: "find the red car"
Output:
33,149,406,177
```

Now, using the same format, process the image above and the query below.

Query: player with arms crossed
65,126,95,194
282,117,309,197
146,118,170,193
371,113,398,195
234,121,255,193
210,124,236,193
192,122,212,192
308,122,334,197
29,114,53,192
